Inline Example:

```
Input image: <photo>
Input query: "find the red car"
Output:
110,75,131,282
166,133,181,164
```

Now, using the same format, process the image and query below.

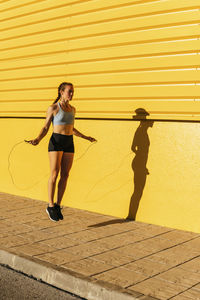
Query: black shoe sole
46,208,59,222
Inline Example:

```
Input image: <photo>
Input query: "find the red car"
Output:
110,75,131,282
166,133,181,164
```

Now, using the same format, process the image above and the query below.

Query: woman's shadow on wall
126,108,154,221
88,108,154,228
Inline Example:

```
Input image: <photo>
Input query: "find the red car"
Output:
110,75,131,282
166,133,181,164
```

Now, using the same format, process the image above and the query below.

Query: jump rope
8,138,133,204
8,139,97,191
83,150,133,203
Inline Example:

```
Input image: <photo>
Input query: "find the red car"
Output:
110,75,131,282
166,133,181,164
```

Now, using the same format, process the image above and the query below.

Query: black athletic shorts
48,133,74,153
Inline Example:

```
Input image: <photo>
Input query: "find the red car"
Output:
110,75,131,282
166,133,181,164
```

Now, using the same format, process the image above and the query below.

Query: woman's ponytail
53,94,60,104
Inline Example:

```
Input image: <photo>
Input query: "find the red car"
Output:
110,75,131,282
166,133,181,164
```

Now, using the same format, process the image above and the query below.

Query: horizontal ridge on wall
0,39,199,67
0,5,199,35
0,10,199,49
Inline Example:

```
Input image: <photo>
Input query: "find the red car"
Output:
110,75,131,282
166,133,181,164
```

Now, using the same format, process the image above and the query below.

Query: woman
26,82,97,222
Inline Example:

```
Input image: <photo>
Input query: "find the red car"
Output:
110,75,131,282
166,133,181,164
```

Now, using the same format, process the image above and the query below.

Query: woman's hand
25,138,40,145
86,136,97,142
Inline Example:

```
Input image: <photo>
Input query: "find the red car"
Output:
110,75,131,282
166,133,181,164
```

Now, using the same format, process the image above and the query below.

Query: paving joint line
10,228,179,261
1,222,198,255
78,237,200,287
3,224,159,254
8,236,200,274
167,280,200,300
125,252,200,289
51,228,175,252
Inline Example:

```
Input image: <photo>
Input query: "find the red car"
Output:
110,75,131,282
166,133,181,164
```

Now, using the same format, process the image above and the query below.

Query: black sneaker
46,205,59,222
54,203,63,220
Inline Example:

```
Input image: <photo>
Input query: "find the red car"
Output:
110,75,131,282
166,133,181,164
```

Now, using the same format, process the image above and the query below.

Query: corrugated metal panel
0,0,199,120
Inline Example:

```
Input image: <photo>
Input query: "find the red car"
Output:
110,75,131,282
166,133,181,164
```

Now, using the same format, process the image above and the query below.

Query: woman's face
61,85,74,101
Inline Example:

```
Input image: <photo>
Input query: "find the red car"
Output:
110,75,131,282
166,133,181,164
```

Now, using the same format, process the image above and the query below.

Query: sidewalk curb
0,248,158,300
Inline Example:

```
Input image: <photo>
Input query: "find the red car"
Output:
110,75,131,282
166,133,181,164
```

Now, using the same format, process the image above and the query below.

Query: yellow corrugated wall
0,0,200,232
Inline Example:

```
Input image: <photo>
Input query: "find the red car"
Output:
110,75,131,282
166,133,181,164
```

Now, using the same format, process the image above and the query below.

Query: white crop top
52,102,75,125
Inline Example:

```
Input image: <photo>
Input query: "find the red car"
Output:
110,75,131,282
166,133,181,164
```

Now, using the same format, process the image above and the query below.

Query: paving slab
0,191,200,300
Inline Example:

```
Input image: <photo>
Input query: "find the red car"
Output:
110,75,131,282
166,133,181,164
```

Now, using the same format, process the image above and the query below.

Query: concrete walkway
0,192,200,300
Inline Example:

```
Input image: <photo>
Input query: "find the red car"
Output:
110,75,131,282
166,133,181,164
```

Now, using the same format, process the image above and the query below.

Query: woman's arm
73,127,97,142
72,107,97,142
26,106,54,145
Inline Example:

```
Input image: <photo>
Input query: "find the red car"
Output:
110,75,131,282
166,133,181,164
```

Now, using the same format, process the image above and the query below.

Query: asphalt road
0,264,86,300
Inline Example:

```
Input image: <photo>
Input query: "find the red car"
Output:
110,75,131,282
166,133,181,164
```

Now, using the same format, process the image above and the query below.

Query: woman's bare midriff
53,124,74,135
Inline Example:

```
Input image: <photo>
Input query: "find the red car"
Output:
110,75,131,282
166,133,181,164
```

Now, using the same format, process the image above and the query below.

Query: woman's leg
48,151,63,207
56,152,74,206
